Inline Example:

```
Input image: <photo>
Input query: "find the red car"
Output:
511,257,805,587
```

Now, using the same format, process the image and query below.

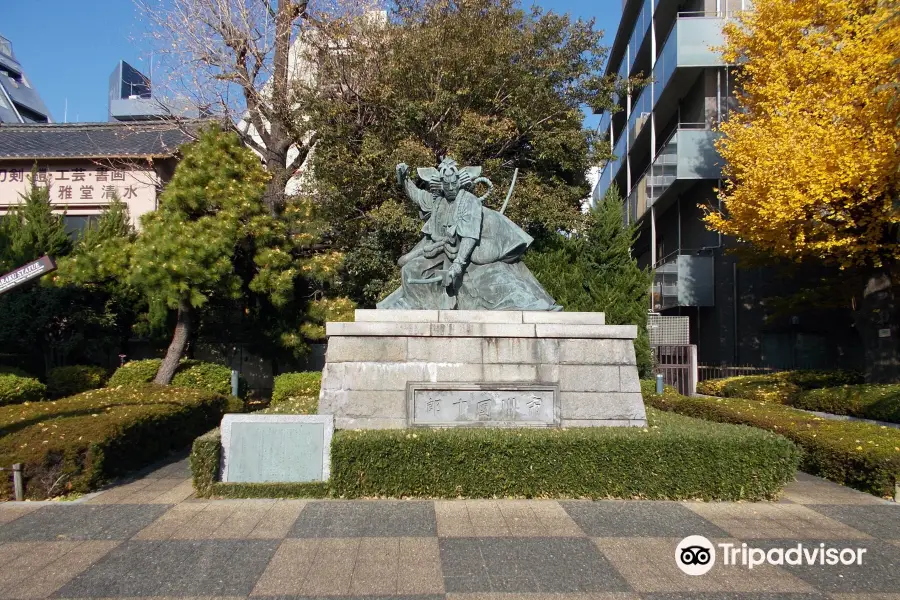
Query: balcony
597,110,612,140
652,252,715,310
623,126,722,225
627,84,652,146
653,14,727,107
594,130,628,204
627,0,653,76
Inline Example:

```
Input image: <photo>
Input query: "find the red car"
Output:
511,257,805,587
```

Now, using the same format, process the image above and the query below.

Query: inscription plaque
408,382,559,427
220,414,333,483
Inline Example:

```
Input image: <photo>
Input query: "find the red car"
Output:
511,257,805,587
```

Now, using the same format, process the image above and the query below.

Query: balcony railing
597,110,612,140
627,84,652,146
623,125,722,224
652,251,715,310
627,0,653,76
653,13,727,107
595,126,629,203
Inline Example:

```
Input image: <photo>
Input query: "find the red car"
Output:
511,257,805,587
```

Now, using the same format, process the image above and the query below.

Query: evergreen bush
191,408,798,500
526,184,654,376
46,365,108,398
697,370,866,404
645,380,900,498
264,372,321,414
0,385,232,499
108,358,246,397
0,374,46,406
795,384,900,424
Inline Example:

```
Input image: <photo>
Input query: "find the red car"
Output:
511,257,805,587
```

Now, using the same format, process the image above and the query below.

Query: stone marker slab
220,414,333,483
408,382,559,427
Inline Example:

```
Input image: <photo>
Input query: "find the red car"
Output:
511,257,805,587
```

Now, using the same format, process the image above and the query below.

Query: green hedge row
0,374,46,406
696,370,863,404
262,372,321,415
644,382,900,498
0,385,238,499
192,407,799,500
794,384,900,425
46,365,108,398
108,359,247,397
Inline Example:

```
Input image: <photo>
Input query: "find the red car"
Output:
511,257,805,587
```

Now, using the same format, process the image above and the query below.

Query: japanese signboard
0,163,158,226
0,256,57,295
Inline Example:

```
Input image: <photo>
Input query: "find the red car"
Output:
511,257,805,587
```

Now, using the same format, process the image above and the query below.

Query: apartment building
0,35,52,124
594,0,862,369
108,60,200,122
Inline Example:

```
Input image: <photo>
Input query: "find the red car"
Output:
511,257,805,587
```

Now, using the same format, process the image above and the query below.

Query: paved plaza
0,456,897,599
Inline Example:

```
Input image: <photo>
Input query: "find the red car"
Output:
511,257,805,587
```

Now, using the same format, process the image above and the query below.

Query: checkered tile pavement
0,458,897,599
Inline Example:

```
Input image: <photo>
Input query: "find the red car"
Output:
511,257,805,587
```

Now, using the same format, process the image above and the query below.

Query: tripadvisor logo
676,535,716,575
676,536,867,575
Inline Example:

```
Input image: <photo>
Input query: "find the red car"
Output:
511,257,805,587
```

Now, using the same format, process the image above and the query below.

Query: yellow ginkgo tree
707,0,900,381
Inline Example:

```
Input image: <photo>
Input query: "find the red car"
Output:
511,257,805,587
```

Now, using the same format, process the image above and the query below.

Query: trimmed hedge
108,359,247,397
192,407,799,500
0,374,46,406
46,365,108,398
107,359,161,386
263,372,321,415
644,381,900,498
795,384,900,425
0,385,237,500
696,370,863,404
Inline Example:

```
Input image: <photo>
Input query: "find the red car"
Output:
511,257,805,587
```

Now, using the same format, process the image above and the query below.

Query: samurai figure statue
377,157,561,311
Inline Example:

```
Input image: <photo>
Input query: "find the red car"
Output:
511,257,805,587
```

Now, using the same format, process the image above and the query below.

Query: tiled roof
0,120,214,159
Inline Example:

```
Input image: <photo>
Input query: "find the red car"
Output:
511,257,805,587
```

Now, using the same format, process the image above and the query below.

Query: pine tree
0,166,71,271
62,126,307,384
525,185,654,375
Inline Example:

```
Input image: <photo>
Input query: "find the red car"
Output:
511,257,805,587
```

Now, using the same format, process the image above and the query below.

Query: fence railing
654,344,697,396
697,364,780,382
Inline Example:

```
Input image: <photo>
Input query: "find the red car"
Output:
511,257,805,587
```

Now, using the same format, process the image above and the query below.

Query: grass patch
644,381,900,498
191,407,799,500
0,385,236,500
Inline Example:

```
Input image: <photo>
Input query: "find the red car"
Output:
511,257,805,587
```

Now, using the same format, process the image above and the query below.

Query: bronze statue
377,157,560,311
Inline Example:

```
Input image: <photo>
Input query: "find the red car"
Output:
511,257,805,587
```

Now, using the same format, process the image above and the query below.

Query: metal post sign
0,256,57,295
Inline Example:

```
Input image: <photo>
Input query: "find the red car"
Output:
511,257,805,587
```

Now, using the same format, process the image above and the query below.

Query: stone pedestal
318,310,647,429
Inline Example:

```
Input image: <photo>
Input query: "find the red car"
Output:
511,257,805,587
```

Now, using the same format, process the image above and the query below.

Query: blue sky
2,0,621,125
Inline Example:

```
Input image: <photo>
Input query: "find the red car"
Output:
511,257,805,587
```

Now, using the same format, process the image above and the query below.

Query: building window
63,215,100,239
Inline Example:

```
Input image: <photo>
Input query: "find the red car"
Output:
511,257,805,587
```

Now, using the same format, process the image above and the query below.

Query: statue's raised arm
396,162,434,215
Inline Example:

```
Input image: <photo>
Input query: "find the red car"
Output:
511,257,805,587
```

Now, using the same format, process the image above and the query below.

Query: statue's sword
500,168,519,215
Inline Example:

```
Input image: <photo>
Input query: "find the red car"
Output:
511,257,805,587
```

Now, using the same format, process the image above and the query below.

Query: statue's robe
378,184,560,311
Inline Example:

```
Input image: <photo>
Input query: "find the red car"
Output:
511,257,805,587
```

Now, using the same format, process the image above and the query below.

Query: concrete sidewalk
0,456,897,599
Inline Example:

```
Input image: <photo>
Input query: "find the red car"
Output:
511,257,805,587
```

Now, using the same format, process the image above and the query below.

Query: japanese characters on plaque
409,384,557,427
0,167,143,202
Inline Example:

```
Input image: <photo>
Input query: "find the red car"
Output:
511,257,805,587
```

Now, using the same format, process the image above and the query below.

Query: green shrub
795,384,900,424
0,374,46,406
107,359,162,387
191,408,799,500
696,370,864,404
46,365,108,398
0,385,231,499
264,372,320,415
108,358,247,397
644,380,900,498
0,366,33,378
